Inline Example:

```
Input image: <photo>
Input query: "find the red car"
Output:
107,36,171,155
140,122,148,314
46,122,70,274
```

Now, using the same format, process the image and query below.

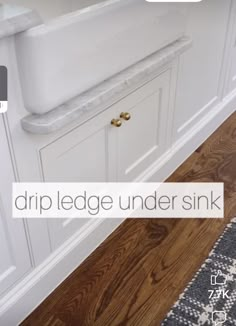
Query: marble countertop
22,36,192,135
0,4,41,39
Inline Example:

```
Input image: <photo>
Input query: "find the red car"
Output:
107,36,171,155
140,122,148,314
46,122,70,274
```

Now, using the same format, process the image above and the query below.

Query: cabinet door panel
0,117,31,296
174,0,231,139
40,108,116,249
115,71,170,181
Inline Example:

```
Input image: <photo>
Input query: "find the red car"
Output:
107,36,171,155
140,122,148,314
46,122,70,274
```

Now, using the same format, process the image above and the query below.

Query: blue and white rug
162,218,236,326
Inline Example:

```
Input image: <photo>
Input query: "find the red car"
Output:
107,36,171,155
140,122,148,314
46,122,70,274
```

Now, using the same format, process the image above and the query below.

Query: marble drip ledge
0,4,41,39
21,36,192,135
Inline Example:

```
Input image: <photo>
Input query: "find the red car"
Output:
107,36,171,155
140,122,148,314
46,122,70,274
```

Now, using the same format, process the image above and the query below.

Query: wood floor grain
22,112,236,326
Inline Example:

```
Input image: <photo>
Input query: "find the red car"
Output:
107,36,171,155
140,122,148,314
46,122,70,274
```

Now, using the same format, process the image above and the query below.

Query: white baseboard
1,89,235,326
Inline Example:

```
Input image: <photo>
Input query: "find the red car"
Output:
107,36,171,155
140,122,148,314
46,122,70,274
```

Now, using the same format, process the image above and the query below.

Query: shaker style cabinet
0,117,31,297
173,0,232,140
40,95,118,249
39,70,171,249
40,70,170,183
114,70,170,181
39,100,118,249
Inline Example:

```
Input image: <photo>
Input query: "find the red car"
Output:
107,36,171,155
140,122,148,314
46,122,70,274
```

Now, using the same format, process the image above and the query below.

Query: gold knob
120,112,131,121
111,119,122,127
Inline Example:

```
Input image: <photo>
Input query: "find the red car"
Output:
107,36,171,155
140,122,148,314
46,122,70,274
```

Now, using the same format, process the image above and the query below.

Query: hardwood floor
22,112,236,326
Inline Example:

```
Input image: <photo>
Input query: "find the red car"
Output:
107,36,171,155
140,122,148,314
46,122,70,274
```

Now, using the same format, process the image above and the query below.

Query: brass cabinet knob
111,119,122,127
120,112,131,121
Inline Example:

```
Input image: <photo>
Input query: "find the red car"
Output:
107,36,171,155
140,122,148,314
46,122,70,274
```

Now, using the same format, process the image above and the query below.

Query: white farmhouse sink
14,0,186,114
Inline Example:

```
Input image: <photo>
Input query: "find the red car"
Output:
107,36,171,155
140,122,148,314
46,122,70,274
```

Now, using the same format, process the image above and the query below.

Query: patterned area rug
162,218,236,326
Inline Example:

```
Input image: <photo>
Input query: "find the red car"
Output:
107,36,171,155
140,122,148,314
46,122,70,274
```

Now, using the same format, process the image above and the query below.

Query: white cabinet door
40,72,170,246
0,117,31,296
173,0,231,140
114,71,170,181
40,106,117,249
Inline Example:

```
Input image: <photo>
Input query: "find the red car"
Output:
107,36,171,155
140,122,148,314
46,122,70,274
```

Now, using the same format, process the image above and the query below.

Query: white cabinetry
173,0,232,140
115,72,170,181
40,105,116,183
0,117,31,297
40,102,117,249
41,71,170,183
39,71,170,248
